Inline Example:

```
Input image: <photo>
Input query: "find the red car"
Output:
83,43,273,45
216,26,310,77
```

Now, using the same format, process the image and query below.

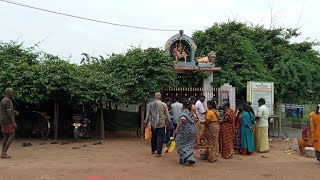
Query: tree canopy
0,42,176,106
0,42,40,103
192,21,320,103
73,54,125,105
1,21,319,105
106,48,176,104
0,42,177,139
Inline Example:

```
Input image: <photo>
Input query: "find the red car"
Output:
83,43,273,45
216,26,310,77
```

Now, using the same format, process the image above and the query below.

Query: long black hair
243,102,250,112
189,96,196,104
207,100,217,109
247,101,255,115
243,102,254,122
182,100,192,111
236,106,243,115
235,107,243,125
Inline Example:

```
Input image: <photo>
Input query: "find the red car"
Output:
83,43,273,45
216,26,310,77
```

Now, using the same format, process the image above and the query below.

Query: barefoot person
220,102,236,159
255,98,269,153
0,88,18,159
234,107,243,153
195,95,206,144
310,104,320,162
297,126,313,156
174,100,197,165
241,103,255,155
203,100,220,163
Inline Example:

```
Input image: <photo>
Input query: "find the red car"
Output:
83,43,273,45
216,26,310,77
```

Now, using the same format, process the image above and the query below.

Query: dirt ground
0,137,319,180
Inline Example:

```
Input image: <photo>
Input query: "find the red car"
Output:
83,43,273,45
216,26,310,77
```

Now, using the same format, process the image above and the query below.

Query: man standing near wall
195,95,206,122
195,95,206,144
171,96,183,130
0,88,18,159
255,98,270,153
144,92,170,157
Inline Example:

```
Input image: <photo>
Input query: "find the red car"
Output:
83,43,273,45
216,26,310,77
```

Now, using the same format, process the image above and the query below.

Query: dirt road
0,138,318,180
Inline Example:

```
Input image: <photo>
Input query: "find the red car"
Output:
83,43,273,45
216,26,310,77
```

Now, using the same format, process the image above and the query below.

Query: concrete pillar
218,83,236,110
203,72,214,106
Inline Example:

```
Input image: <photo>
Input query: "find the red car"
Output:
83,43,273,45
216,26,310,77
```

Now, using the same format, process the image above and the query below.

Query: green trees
192,21,320,103
0,42,40,103
33,55,78,139
107,48,176,104
0,43,176,139
75,54,125,139
1,20,319,138
106,48,176,136
272,45,320,103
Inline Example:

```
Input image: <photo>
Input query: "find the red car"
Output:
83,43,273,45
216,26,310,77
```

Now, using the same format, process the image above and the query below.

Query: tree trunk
54,98,59,140
100,102,105,140
140,104,146,140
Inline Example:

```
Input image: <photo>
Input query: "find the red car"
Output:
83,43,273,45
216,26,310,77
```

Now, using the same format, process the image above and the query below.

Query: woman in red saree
220,102,236,159
233,108,243,153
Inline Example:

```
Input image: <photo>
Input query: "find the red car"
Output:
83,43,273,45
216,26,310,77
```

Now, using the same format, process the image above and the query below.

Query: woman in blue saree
241,103,256,155
174,100,197,165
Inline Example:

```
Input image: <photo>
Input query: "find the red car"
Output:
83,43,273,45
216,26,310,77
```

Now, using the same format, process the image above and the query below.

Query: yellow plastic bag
165,137,176,153
145,127,151,140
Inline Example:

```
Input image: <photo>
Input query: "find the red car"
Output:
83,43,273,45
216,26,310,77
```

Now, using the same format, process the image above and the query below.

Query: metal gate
161,87,218,101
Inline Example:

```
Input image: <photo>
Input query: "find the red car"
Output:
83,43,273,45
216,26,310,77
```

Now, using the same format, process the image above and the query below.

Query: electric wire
0,0,180,32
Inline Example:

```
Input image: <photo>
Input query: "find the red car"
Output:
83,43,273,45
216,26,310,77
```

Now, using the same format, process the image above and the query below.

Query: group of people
144,92,274,165
297,104,320,162
1,88,319,163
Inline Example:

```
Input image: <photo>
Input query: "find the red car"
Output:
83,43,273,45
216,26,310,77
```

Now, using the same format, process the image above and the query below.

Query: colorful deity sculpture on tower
165,30,216,68
172,41,189,62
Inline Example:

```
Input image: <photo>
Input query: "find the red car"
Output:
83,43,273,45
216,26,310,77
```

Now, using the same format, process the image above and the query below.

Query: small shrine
163,31,235,110
164,30,220,73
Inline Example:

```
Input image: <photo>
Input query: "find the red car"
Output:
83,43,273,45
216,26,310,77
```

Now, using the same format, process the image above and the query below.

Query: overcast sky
0,0,319,63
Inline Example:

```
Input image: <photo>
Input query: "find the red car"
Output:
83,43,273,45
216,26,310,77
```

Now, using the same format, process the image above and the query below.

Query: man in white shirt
195,95,206,144
195,95,206,122
255,98,270,153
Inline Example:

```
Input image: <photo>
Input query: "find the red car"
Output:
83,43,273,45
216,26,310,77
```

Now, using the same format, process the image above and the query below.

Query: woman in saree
174,100,197,165
203,100,220,163
297,126,313,155
310,104,320,162
220,102,236,159
241,103,255,155
234,108,243,153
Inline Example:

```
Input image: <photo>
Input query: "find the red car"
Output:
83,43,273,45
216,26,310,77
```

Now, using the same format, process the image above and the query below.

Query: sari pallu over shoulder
175,110,197,164
219,108,236,159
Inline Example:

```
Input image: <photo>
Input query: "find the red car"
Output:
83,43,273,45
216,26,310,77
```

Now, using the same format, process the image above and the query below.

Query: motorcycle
72,114,90,140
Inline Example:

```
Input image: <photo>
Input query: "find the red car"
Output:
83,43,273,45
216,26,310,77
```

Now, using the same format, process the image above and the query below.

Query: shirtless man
0,88,18,159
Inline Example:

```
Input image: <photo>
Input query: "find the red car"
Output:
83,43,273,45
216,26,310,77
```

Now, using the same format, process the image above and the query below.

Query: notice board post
247,81,274,115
